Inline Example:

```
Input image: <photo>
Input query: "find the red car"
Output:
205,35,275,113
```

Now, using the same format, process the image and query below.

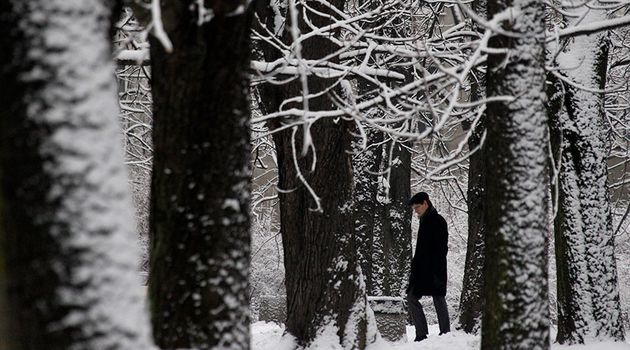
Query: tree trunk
0,216,15,349
274,122,370,349
147,1,253,348
380,140,412,297
481,0,550,348
351,8,413,300
355,132,411,298
0,1,154,349
458,0,487,333
458,112,486,333
254,0,372,348
354,128,384,296
549,5,625,343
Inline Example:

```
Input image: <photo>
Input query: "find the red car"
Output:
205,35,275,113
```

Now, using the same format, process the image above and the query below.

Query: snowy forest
1,0,630,349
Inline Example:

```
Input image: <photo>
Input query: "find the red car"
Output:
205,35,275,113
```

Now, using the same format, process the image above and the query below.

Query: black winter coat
408,206,448,297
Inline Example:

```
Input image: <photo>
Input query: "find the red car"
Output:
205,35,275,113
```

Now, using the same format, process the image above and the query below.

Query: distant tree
147,0,253,348
458,0,487,334
354,97,412,300
379,138,412,296
350,7,388,296
481,0,550,348
458,99,486,333
355,134,412,299
353,127,385,296
0,0,154,349
548,3,625,343
353,8,418,300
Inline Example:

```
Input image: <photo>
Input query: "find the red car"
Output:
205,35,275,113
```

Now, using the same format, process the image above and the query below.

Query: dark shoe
414,335,427,342
438,331,450,336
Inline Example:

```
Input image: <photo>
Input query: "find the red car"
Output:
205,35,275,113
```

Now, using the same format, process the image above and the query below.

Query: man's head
409,192,432,217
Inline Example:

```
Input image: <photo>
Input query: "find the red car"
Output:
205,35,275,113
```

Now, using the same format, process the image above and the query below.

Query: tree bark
351,7,413,300
481,0,550,348
354,132,411,298
380,140,412,296
351,0,387,300
549,5,625,343
458,0,487,334
0,206,15,349
254,0,372,348
353,128,384,296
0,0,154,349
147,1,253,348
274,122,369,349
458,112,486,333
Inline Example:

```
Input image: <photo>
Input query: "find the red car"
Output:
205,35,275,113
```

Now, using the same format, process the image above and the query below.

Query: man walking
407,192,450,341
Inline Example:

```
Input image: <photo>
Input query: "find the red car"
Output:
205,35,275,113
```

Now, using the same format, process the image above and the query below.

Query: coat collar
419,206,437,223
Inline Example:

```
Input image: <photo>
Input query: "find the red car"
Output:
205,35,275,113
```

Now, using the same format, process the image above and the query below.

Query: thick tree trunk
549,6,625,344
0,1,154,349
148,1,253,348
354,128,385,296
254,0,371,348
274,122,369,349
0,225,15,349
481,0,550,348
458,0,487,332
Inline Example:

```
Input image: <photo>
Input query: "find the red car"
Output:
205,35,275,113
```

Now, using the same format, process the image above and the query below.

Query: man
407,192,450,341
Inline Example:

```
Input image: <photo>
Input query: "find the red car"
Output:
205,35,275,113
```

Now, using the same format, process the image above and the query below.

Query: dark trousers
406,292,450,337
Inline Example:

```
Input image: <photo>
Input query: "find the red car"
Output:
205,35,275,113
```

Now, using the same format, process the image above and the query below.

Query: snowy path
251,321,630,350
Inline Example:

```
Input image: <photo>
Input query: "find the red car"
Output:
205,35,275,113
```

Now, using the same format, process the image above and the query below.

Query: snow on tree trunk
481,0,550,348
353,50,412,299
458,0,487,333
147,2,253,349
380,140,412,297
353,126,385,296
549,4,625,343
0,1,154,349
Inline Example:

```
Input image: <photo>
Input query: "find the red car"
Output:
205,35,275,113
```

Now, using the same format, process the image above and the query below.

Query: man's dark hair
408,192,432,207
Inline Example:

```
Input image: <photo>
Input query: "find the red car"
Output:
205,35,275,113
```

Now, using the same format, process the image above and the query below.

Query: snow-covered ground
251,321,630,350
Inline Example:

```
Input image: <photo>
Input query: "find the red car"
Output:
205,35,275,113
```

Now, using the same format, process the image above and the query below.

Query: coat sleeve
426,216,448,256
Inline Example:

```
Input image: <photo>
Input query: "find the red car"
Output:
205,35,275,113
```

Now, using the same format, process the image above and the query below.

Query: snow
269,0,287,34
548,14,630,41
150,0,173,52
251,322,630,350
367,296,405,314
250,59,405,80
223,198,242,211
251,322,480,349
115,48,150,64
252,322,296,350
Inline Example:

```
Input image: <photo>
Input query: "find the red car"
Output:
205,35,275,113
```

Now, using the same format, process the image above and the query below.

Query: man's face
412,201,429,217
